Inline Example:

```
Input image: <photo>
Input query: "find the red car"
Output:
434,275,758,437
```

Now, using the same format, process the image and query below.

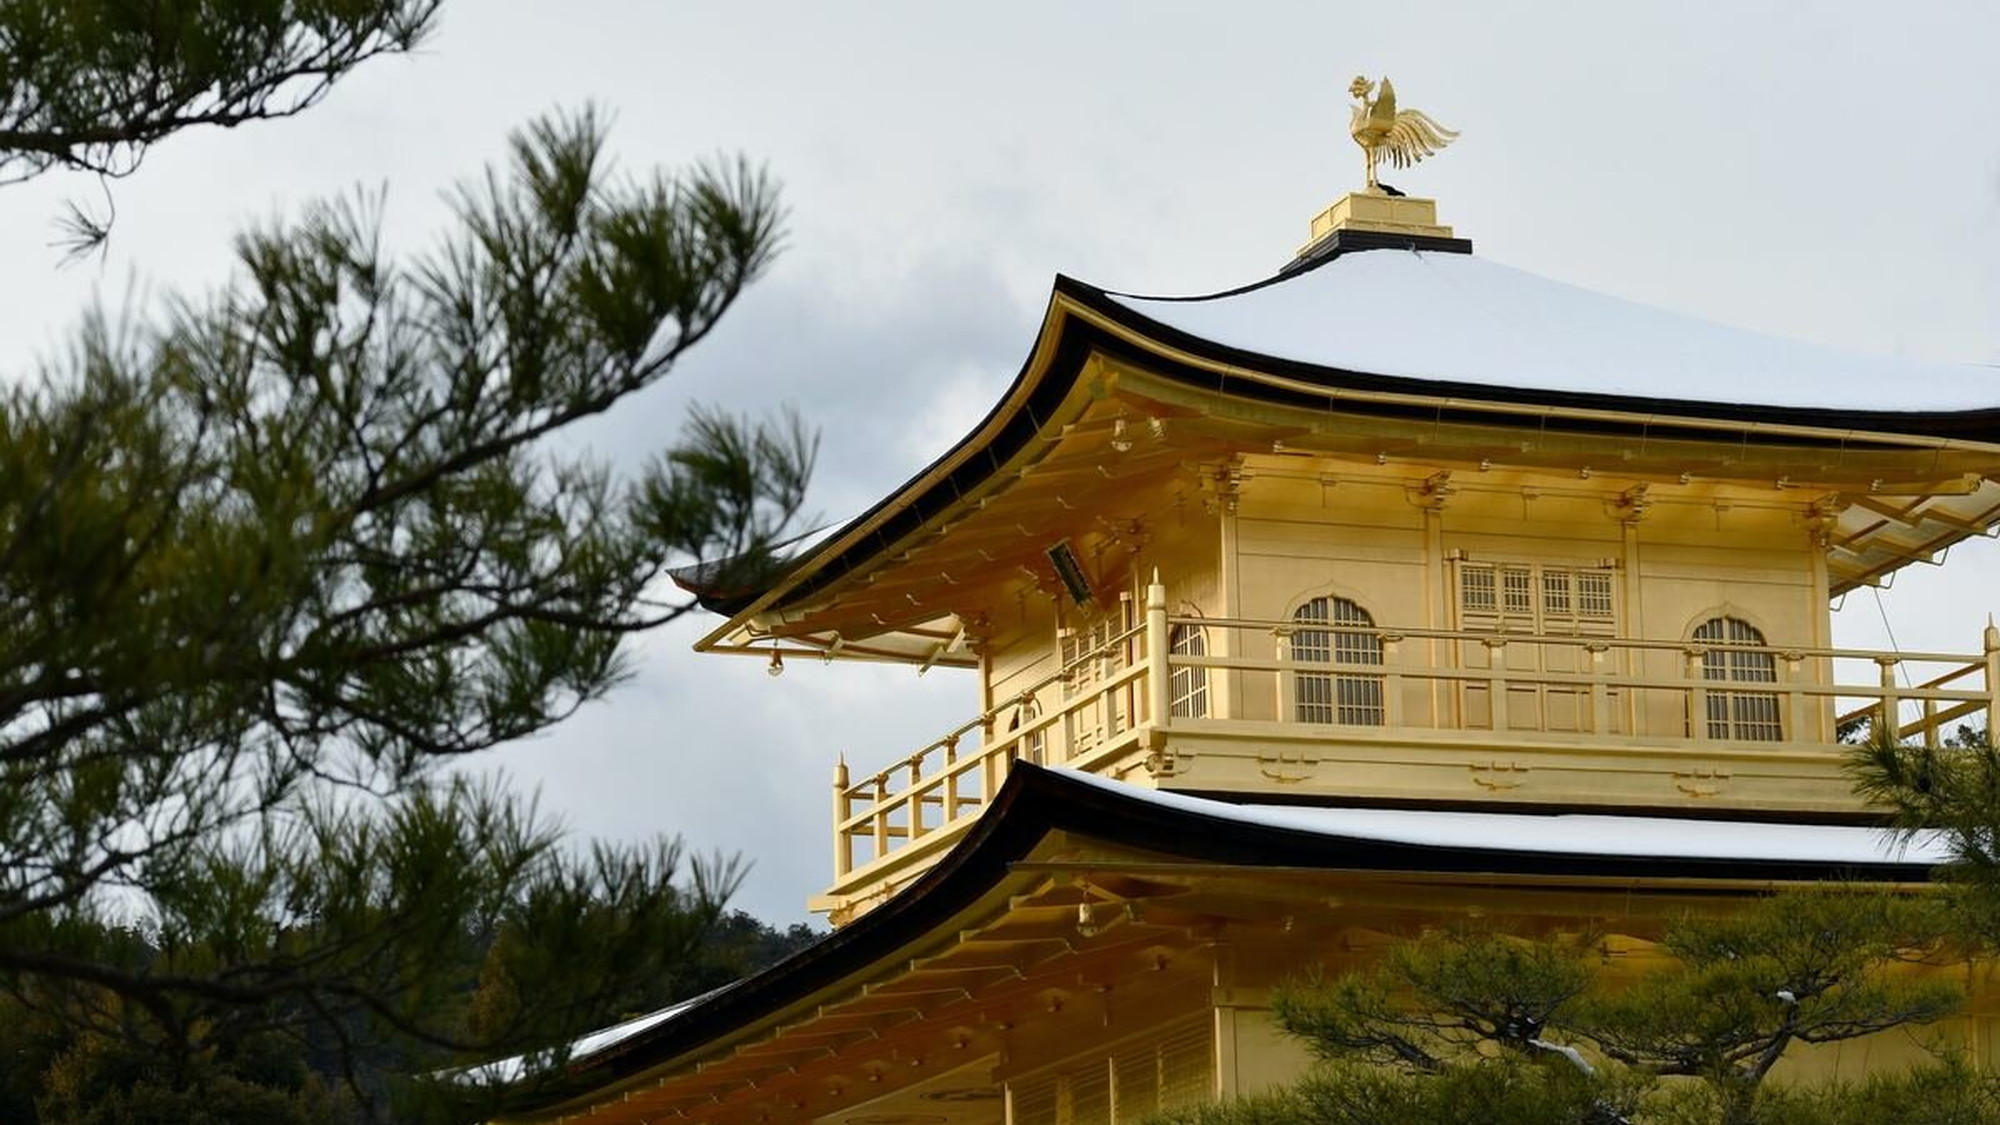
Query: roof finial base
1300,191,1455,255
1288,192,1472,271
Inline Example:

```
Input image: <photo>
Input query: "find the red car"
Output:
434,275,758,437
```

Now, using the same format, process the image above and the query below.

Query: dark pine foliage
0,0,443,252
0,911,825,1124
1154,890,1984,1125
0,5,817,1122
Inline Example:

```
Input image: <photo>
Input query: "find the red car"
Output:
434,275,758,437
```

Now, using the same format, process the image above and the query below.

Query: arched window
1168,624,1208,718
1008,698,1046,765
1694,617,1781,741
1293,597,1384,725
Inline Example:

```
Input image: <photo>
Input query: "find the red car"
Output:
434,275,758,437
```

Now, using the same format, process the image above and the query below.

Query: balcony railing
829,581,2000,885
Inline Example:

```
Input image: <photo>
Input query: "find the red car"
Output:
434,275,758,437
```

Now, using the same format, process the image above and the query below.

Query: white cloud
2,0,1995,925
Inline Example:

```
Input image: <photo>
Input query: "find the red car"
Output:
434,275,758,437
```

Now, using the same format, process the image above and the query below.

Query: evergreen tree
0,0,441,251
0,909,823,1122
1158,890,1984,1125
0,75,811,1125
1852,728,2000,961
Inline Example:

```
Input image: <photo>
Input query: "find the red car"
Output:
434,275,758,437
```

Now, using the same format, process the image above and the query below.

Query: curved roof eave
694,282,1102,642
497,765,1938,1120
700,257,2000,644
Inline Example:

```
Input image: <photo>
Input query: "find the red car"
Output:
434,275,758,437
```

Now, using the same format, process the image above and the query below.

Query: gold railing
1175,617,1997,749
831,620,1149,880
829,582,2000,883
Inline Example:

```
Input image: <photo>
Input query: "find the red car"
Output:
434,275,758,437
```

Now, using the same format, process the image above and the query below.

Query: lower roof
489,766,1945,1116
1060,769,1948,868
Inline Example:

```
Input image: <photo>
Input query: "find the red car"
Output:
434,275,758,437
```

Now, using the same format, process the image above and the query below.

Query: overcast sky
2,2,1997,925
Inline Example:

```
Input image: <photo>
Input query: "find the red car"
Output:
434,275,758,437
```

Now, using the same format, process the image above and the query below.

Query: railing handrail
1167,614,1987,667
830,588,1998,889
830,663,1151,836
842,621,1145,799
1163,651,1992,702
846,619,1990,803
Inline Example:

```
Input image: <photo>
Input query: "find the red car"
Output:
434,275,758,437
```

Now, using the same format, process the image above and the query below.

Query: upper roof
694,244,2000,658
1110,249,2000,414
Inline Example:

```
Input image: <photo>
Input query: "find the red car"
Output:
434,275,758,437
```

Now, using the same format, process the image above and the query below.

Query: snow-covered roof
475,765,1946,1113
453,988,723,1086
1107,249,2000,415
1061,769,1951,867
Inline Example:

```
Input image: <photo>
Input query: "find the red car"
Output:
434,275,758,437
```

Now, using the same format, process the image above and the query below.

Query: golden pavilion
490,89,2000,1125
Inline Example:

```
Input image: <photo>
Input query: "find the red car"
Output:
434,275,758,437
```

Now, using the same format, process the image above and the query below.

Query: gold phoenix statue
1348,76,1459,191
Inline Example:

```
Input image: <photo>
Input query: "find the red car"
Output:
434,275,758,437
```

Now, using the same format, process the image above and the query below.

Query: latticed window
1060,600,1133,745
1167,624,1208,718
1061,599,1133,672
1013,1073,1059,1125
1458,561,1616,634
1012,1018,1213,1125
1117,1020,1213,1124
1065,1062,1109,1125
1008,699,1045,764
1292,596,1384,725
1575,571,1614,618
1461,565,1497,613
1694,616,1782,741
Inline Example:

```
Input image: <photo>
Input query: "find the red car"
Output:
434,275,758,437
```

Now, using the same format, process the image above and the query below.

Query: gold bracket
1470,761,1529,791
1672,767,1732,798
1408,469,1456,510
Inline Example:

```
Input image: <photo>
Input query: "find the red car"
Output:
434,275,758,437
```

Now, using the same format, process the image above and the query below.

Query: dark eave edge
504,764,1936,1117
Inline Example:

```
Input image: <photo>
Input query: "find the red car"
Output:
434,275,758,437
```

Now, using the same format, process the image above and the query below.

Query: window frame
1291,596,1385,726
1455,558,1618,636
1167,622,1209,719
1692,615,1783,742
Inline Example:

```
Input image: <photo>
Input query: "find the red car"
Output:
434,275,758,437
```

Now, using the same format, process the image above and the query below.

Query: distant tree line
0,909,821,1124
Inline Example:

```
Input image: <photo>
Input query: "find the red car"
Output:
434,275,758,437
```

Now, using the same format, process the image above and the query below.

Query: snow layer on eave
1105,250,2000,414
452,987,724,1086
1058,769,1950,867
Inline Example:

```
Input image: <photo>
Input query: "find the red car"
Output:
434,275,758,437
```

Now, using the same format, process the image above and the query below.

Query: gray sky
2,1,1997,925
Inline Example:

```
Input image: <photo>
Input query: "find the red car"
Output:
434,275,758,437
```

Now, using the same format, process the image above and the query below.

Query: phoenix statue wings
1348,76,1458,190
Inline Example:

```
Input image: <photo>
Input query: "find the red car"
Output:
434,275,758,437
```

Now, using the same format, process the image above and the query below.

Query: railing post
1784,655,1810,745
1098,641,1118,743
1685,648,1708,741
1878,656,1903,745
984,729,1006,804
1146,573,1171,730
833,756,851,879
1986,616,2000,740
1274,627,1295,723
1588,643,1611,735
1381,634,1405,727
871,775,889,863
942,735,962,822
1486,637,1510,732
908,758,926,838
980,712,997,803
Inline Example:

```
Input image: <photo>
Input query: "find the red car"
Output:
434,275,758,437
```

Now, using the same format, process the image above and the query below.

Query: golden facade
495,189,2000,1125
